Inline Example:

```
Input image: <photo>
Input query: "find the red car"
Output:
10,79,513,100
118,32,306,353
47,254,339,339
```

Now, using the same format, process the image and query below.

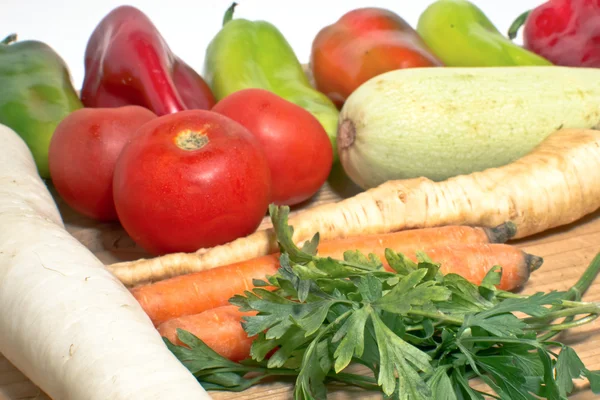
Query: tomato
48,106,157,221
112,110,272,255
212,88,333,206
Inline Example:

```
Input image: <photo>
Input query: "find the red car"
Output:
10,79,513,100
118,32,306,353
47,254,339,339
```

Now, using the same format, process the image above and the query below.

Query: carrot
155,246,539,362
399,243,542,291
158,305,256,362
115,222,515,287
131,223,515,325
130,224,514,325
316,223,516,265
131,254,279,326
108,129,600,287
133,239,538,326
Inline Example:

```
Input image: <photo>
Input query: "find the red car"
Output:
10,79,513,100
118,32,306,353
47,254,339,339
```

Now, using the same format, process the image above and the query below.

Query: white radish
0,123,211,400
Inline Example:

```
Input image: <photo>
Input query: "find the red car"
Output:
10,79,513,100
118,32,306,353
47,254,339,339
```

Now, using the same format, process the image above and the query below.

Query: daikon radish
0,124,210,400
108,129,600,287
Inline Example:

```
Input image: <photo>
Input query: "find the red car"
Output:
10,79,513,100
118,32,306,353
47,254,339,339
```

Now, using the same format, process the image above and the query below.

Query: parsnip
109,129,600,287
0,124,211,400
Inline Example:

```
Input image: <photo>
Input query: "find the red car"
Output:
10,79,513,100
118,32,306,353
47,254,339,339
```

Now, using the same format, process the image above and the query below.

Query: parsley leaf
461,292,565,337
354,274,383,303
385,249,419,275
374,269,451,314
480,265,503,288
166,206,600,400
438,274,497,315
584,369,600,393
463,312,527,337
343,250,384,270
164,329,240,373
427,366,458,400
555,345,600,397
476,355,541,400
479,292,564,319
332,306,370,372
294,338,331,400
371,311,432,396
451,368,485,400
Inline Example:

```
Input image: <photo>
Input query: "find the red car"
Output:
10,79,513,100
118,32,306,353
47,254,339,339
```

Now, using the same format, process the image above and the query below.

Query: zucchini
338,66,600,189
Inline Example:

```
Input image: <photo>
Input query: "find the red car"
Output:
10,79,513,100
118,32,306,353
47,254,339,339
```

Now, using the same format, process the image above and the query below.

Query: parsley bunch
166,205,600,399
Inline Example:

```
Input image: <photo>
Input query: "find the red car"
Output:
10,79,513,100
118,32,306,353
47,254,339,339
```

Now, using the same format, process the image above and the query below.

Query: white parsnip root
0,124,211,400
109,129,600,287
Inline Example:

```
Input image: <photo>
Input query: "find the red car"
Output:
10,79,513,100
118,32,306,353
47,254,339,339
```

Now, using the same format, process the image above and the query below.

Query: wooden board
2,171,600,400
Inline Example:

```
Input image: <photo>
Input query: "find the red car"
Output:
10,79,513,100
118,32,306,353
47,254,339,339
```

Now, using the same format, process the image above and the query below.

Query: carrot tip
525,253,544,272
487,221,518,243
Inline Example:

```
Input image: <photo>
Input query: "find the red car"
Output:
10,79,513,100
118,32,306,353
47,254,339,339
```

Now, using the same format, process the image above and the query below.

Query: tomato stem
175,130,209,151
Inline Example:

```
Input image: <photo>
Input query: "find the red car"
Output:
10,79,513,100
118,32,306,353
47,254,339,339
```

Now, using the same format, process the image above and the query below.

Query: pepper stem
222,2,238,26
1,34,17,45
507,10,531,40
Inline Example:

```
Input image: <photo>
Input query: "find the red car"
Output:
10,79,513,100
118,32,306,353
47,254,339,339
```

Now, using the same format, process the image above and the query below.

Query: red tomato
112,110,272,255
48,106,157,221
212,88,333,206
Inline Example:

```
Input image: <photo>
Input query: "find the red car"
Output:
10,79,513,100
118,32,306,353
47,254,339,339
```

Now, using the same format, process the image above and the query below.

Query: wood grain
2,178,600,400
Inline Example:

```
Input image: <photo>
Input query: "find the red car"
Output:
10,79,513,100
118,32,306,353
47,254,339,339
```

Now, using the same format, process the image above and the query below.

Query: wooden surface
2,169,600,399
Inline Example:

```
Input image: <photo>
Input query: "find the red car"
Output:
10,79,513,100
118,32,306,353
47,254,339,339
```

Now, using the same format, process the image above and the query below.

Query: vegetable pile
108,128,600,286
166,205,600,400
129,220,534,330
1,0,600,399
3,0,600,255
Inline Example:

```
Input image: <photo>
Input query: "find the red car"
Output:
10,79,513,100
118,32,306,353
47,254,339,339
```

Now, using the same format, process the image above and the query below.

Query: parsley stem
459,336,541,348
497,294,590,308
498,253,600,303
565,252,600,301
559,299,592,308
496,291,527,299
407,309,463,325
527,313,599,332
201,366,300,376
474,389,501,399
327,372,380,391
406,321,444,332
524,303,600,323
330,372,377,384
534,253,600,342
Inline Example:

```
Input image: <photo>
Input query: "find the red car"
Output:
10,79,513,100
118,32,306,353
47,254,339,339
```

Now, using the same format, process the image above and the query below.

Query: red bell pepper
310,8,443,108
508,0,600,68
81,6,215,116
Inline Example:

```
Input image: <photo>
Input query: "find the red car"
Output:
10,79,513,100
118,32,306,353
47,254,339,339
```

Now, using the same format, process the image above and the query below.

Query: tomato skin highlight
212,88,333,206
48,105,157,221
112,110,272,255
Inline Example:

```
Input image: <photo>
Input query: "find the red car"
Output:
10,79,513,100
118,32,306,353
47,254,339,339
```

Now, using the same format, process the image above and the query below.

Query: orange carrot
131,224,512,325
317,223,515,267
131,254,280,326
157,305,256,362
397,243,542,291
155,245,540,363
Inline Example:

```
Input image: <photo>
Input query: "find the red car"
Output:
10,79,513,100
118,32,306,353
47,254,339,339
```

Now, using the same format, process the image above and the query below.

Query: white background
2,0,545,88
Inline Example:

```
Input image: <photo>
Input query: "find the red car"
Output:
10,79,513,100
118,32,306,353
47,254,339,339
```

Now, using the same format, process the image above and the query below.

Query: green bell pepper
204,4,340,159
416,0,552,67
0,34,83,178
